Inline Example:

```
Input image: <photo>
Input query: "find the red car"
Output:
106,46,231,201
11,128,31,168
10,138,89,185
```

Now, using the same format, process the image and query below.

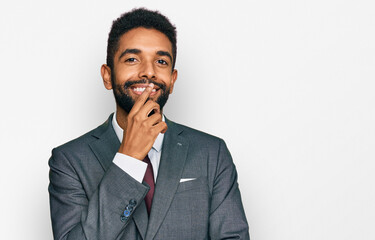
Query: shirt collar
112,112,164,152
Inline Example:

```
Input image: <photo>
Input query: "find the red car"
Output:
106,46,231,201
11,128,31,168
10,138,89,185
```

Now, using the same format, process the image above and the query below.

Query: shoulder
167,118,221,139
51,115,112,156
166,118,227,150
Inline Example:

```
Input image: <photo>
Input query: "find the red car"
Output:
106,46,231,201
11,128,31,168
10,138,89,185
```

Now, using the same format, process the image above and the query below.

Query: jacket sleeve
209,139,250,239
48,148,148,240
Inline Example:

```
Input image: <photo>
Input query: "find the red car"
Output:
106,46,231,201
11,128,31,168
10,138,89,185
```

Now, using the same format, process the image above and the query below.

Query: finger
152,121,168,134
130,83,154,114
145,112,163,126
138,100,161,118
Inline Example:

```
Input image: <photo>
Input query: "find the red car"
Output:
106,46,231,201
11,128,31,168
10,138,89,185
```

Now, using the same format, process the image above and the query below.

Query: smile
130,84,159,95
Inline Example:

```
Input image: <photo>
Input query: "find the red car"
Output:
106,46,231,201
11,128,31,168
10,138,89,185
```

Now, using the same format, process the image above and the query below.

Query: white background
0,0,374,239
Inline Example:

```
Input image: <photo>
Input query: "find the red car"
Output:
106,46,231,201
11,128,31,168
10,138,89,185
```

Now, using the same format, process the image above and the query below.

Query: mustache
124,79,166,92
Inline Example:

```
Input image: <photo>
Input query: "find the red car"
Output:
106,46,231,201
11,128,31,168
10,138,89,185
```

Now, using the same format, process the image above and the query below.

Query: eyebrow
118,48,141,60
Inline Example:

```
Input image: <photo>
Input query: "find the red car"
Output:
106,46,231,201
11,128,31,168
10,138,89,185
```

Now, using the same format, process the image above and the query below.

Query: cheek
114,66,138,81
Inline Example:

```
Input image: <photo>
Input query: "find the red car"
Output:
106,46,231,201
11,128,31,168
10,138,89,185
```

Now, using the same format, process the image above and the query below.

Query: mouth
129,84,160,96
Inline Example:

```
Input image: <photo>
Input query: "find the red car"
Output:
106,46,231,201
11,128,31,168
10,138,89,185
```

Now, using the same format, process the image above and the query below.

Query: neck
115,105,129,132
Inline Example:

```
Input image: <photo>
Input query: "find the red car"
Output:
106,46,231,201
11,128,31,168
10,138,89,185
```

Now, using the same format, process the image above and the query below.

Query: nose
138,61,156,80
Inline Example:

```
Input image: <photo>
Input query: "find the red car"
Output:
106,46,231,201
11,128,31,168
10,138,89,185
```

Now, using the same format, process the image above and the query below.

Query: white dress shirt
112,112,164,183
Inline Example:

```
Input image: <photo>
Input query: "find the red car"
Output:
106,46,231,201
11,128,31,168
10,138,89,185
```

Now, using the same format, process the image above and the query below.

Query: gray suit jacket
49,114,249,240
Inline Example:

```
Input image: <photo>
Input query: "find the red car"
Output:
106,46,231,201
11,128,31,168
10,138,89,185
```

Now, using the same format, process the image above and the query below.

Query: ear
168,69,178,94
101,64,113,90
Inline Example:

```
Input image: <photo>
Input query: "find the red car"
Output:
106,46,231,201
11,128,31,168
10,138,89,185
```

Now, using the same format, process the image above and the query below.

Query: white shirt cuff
113,152,147,183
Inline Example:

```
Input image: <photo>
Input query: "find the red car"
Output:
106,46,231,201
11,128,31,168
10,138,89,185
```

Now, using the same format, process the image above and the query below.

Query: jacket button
123,210,131,217
126,206,134,212
129,199,137,206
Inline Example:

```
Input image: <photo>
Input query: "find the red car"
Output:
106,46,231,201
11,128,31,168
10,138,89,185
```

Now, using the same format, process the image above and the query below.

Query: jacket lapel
88,114,120,171
145,119,189,240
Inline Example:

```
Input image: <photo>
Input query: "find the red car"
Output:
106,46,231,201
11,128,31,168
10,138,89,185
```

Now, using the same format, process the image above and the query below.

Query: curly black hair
106,8,177,71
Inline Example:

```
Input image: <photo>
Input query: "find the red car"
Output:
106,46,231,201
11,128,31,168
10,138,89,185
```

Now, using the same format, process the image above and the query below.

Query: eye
157,59,168,65
125,58,137,62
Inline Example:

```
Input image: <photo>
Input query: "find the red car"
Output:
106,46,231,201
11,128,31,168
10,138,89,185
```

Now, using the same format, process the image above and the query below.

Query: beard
111,74,170,113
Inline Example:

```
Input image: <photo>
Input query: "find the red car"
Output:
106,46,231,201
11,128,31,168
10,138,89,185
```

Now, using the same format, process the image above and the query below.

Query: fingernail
148,83,154,88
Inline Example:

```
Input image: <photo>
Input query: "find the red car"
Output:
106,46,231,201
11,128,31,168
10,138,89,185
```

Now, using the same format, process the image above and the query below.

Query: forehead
116,27,172,56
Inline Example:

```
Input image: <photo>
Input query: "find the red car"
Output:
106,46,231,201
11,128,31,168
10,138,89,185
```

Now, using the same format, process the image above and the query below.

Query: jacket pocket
176,176,207,193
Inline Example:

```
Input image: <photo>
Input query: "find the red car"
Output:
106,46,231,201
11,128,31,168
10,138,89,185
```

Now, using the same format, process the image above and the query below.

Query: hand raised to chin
118,83,168,160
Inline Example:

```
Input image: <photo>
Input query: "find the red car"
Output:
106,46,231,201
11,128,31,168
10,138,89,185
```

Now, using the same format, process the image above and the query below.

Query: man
49,8,249,240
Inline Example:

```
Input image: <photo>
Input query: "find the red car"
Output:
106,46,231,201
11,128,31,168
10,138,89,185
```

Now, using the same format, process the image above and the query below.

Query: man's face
104,27,177,113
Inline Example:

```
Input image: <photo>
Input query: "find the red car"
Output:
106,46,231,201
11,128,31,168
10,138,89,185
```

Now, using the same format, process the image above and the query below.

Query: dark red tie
143,155,155,215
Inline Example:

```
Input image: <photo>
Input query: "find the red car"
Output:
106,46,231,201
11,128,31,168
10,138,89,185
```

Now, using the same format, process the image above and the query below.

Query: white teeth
133,87,156,93
134,87,145,92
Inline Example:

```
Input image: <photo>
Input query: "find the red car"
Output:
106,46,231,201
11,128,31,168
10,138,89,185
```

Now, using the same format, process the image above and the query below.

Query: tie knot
143,155,151,165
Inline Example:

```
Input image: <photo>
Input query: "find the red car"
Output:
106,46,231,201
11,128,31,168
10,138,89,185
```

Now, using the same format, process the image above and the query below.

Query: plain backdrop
1,0,374,239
